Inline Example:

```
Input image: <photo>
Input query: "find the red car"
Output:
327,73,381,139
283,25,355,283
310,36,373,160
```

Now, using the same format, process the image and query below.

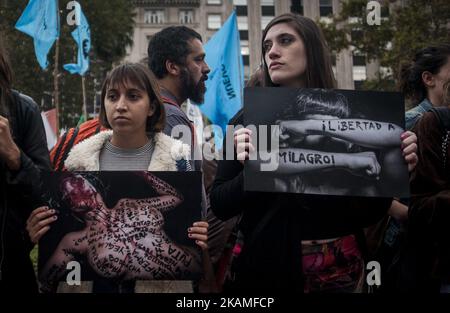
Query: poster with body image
38,171,203,293
244,87,410,198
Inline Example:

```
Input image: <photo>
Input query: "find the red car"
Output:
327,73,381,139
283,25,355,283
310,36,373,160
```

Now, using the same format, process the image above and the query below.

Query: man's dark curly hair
147,26,202,79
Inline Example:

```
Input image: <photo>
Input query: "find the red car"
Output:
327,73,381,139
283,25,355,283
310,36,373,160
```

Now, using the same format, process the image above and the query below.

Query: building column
303,0,320,19
333,0,354,89
223,0,234,23
199,0,207,37
366,59,380,80
248,0,262,74
275,0,291,16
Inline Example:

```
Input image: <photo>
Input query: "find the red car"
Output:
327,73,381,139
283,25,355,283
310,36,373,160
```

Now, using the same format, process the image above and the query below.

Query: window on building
261,0,274,5
241,40,249,67
233,0,247,5
236,5,247,16
144,9,165,24
240,40,249,56
243,55,250,66
239,30,248,40
207,0,222,4
319,0,333,17
353,54,366,67
291,0,303,15
179,9,194,24
353,66,367,81
237,16,248,30
261,6,275,16
208,14,222,30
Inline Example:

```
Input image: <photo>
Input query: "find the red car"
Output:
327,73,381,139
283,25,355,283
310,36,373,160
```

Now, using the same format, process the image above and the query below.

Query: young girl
26,63,208,291
210,13,417,293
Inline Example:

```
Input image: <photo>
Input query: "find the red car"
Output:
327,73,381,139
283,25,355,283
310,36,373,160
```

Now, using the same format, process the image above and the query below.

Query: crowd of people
0,12,449,294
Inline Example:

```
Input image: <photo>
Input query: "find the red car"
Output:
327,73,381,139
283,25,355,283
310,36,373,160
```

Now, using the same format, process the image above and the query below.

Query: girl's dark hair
444,79,450,106
261,13,335,89
398,44,450,104
0,35,13,118
284,89,350,119
99,63,165,132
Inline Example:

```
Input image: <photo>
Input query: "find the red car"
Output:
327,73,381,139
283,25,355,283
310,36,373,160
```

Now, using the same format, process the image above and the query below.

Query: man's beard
180,67,207,104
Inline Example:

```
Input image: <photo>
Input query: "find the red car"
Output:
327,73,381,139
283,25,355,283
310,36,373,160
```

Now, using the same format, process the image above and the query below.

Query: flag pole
82,75,87,120
53,38,60,137
53,0,60,136
234,10,244,102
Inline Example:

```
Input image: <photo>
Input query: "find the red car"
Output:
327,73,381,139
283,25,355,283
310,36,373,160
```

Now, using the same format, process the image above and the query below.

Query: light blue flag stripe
63,2,91,76
15,0,59,70
200,11,244,149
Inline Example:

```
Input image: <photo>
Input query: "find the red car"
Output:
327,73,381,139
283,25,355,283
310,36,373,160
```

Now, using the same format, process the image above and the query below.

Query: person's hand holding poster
244,88,411,198
37,171,203,293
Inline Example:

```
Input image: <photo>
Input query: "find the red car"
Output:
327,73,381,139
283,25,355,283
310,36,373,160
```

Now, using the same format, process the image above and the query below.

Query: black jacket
0,91,51,292
210,110,392,291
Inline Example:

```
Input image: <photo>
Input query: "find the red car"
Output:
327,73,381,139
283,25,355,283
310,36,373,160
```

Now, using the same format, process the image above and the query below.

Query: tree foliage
0,0,135,129
320,0,450,91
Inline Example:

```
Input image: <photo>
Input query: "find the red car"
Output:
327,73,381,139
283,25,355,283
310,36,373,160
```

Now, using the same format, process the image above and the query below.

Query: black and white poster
38,171,203,293
244,87,410,198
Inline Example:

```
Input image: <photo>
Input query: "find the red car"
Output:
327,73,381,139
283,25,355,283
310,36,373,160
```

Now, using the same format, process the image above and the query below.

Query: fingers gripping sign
234,127,255,164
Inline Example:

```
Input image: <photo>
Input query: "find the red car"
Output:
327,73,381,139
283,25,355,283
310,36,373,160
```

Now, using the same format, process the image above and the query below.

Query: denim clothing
405,98,433,131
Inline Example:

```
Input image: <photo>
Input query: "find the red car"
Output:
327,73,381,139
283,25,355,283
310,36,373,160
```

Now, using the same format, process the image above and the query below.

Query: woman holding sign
26,64,208,292
210,13,417,293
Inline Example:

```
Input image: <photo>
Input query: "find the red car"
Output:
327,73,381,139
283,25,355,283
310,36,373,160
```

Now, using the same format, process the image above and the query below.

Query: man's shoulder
12,90,39,113
163,102,191,125
163,101,184,115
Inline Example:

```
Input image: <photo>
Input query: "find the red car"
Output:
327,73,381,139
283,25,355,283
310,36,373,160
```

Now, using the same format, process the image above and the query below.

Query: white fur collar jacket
64,130,191,171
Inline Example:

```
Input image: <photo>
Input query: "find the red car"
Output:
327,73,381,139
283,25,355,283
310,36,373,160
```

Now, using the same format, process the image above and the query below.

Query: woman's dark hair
261,13,335,89
444,79,450,106
284,89,350,119
0,35,13,118
398,44,450,104
99,63,165,132
246,66,263,87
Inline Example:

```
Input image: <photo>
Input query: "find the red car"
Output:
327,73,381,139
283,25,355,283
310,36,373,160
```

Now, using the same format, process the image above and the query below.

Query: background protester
400,44,450,130
399,79,450,292
210,13,418,293
0,36,51,293
371,45,450,293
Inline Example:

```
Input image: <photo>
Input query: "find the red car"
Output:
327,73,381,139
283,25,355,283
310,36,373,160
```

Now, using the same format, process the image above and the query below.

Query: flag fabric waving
200,11,244,149
63,2,91,75
15,0,60,69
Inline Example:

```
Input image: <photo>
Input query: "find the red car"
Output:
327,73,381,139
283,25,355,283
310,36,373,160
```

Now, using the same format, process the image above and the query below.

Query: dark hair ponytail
398,44,450,104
